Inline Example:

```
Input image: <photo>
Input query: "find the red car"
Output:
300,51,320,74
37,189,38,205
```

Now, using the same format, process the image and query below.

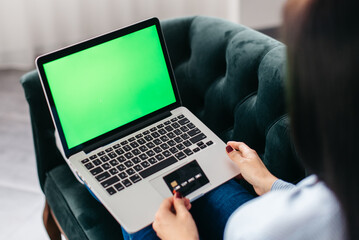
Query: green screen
43,25,176,149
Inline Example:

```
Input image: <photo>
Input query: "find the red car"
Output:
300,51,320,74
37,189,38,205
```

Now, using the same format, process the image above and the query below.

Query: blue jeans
122,179,255,240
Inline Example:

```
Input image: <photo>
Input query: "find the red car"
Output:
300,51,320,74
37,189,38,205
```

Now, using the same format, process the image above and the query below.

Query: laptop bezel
36,17,182,158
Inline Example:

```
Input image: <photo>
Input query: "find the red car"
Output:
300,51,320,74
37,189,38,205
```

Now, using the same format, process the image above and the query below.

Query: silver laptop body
36,17,240,233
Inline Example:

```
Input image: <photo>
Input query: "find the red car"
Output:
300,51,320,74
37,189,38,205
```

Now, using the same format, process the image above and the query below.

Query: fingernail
226,145,234,153
175,191,183,199
237,173,244,180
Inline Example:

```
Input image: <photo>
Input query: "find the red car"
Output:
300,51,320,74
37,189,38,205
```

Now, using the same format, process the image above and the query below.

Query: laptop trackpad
150,160,210,198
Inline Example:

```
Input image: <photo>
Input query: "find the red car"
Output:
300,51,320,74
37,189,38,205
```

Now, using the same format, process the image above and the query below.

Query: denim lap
122,179,255,240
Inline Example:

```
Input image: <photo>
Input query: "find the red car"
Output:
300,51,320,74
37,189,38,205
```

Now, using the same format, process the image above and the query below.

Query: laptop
36,17,240,233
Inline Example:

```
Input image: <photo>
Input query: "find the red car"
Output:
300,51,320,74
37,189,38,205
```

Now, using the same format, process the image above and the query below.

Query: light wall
0,0,285,70
240,0,286,29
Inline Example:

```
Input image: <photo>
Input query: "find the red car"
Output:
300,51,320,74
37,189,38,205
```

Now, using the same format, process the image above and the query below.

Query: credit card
163,160,209,196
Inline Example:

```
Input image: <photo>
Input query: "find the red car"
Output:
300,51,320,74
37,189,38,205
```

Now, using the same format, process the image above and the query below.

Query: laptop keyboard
80,114,214,196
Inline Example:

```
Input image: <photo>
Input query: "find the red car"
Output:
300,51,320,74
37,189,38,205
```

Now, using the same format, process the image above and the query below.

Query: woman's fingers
183,197,192,210
155,197,174,220
173,197,190,217
227,141,252,154
173,192,192,212
226,142,245,164
225,141,278,195
153,195,199,240
158,197,173,211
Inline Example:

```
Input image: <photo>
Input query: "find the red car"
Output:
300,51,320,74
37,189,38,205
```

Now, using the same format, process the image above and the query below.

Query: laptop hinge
83,111,172,154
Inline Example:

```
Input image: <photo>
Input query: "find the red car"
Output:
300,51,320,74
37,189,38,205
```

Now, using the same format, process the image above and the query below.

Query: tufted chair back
162,16,305,184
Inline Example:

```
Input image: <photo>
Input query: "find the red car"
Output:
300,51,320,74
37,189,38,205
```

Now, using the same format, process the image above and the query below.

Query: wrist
263,174,278,194
256,174,278,195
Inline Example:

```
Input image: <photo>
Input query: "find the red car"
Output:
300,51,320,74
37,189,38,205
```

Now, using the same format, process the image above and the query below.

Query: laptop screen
42,24,177,150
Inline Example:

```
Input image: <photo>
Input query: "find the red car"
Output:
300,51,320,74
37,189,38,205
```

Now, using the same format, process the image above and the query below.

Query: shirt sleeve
271,179,295,191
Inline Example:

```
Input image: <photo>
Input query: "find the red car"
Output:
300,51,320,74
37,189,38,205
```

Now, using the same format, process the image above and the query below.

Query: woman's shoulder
224,175,346,240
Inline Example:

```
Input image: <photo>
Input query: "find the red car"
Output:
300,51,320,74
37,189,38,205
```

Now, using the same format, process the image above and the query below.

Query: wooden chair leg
43,200,67,240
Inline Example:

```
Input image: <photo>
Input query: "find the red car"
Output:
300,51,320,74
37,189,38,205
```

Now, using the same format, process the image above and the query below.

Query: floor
0,69,49,239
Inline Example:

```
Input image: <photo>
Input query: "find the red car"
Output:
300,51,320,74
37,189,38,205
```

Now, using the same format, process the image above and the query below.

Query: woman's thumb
173,192,189,215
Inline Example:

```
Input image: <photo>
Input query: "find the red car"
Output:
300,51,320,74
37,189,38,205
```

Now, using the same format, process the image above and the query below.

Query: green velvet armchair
21,16,305,240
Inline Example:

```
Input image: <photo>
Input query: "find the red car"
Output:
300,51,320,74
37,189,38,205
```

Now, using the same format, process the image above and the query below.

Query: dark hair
283,0,359,239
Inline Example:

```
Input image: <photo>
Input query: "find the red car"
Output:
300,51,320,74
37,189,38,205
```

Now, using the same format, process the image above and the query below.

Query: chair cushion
45,164,124,240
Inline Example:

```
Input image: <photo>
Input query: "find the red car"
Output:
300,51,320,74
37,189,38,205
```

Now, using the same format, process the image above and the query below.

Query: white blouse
224,175,346,240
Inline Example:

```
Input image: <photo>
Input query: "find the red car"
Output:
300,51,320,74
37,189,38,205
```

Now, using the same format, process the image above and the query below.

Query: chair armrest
20,70,65,191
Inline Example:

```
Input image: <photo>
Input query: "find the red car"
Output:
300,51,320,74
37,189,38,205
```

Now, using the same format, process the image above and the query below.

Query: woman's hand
226,141,278,195
153,192,199,240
